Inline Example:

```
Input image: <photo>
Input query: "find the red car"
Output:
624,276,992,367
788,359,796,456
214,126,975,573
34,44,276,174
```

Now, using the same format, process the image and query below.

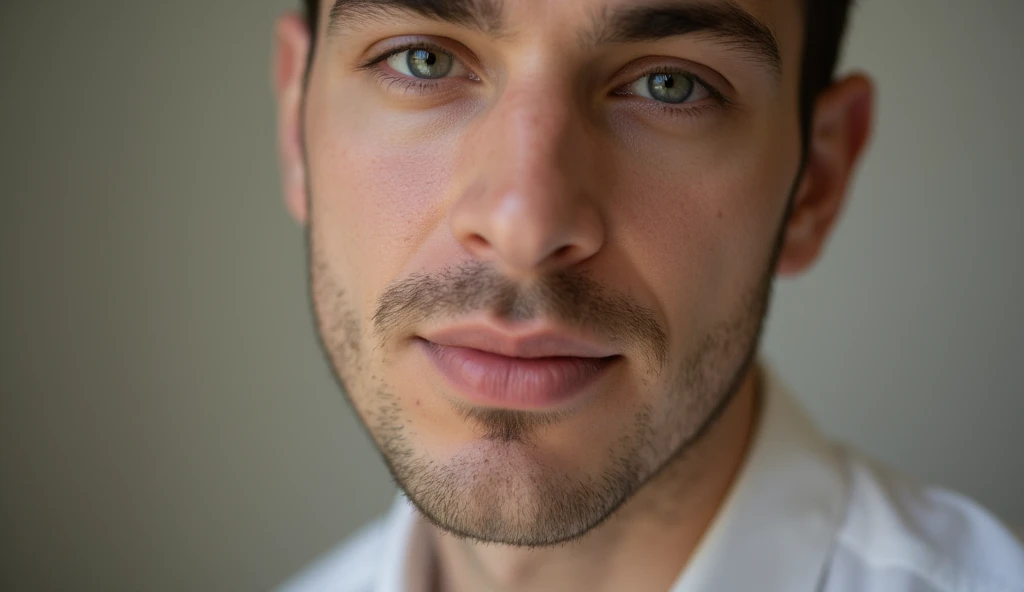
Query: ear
272,12,312,225
777,73,874,276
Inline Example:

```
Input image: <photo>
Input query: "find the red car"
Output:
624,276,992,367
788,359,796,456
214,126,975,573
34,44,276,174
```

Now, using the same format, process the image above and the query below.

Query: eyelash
356,41,462,95
614,65,731,120
356,42,730,119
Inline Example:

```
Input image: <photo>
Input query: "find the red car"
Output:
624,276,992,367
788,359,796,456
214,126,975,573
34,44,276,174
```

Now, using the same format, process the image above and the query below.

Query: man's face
291,0,812,546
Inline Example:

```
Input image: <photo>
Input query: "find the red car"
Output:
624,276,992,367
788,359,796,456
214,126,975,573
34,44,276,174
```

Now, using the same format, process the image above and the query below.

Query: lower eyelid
373,70,438,94
372,59,479,96
630,99,724,125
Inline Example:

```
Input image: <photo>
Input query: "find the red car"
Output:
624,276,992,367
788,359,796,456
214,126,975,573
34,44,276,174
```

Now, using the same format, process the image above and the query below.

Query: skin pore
273,1,872,591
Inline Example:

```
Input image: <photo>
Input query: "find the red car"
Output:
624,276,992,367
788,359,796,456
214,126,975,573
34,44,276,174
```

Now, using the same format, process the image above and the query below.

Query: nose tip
453,190,604,276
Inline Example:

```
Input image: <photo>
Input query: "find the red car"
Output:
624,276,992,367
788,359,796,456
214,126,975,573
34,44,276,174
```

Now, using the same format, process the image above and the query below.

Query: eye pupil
407,48,452,79
647,73,693,104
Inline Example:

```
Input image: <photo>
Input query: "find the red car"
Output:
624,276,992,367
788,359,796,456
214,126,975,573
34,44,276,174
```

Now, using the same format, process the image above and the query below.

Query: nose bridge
492,84,578,193
450,78,605,276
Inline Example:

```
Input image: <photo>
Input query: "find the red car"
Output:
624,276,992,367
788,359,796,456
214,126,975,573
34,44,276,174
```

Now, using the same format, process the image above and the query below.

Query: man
272,0,1024,590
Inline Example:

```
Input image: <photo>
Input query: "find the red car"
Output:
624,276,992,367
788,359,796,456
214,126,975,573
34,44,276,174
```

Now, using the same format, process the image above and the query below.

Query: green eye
393,48,454,79
646,73,694,104
627,70,713,106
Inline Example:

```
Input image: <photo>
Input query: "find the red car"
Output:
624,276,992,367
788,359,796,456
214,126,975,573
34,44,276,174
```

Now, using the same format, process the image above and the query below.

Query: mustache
372,262,668,371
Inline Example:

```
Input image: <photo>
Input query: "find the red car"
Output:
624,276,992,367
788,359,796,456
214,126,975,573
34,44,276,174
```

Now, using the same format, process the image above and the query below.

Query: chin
389,432,644,547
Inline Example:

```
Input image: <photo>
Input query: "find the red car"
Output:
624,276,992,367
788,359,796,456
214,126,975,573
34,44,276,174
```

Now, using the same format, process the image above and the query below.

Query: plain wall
1,1,1022,590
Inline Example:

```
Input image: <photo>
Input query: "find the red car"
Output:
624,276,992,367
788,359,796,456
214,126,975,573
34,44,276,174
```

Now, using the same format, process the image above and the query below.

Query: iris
648,73,694,104
407,49,453,79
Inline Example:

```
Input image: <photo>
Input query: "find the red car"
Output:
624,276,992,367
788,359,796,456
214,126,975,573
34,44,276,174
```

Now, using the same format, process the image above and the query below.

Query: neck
428,366,762,592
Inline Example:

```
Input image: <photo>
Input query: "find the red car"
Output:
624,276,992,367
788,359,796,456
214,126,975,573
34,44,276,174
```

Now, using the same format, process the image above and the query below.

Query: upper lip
419,324,618,359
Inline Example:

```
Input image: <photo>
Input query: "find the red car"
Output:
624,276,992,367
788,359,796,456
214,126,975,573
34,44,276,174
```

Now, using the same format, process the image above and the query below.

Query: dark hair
301,0,853,139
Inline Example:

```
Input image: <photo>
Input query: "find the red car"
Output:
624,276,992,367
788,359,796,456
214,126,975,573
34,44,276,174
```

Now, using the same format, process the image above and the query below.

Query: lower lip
418,340,616,410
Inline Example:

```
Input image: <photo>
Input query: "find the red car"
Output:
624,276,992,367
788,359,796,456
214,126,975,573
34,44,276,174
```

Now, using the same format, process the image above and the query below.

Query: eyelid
618,67,729,107
612,57,732,103
356,38,479,79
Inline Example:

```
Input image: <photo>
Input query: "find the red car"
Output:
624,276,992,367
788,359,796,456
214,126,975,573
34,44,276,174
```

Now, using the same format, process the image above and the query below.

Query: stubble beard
306,197,787,548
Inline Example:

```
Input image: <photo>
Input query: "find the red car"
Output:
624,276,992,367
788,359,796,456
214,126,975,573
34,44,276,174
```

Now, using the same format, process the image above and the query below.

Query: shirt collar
374,496,431,592
670,364,849,591
376,363,849,592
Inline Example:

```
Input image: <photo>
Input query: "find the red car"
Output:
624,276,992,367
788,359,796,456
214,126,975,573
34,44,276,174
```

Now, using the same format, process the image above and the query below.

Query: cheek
609,123,798,339
307,90,459,308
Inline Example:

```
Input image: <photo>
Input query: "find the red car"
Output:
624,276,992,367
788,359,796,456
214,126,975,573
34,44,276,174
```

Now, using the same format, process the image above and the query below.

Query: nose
449,86,606,278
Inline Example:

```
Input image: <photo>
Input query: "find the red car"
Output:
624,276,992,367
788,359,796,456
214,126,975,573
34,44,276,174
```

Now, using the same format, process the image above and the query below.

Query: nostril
552,245,572,260
466,233,490,252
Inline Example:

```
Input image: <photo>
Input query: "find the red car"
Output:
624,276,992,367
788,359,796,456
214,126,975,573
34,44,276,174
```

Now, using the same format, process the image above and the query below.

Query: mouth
416,325,620,410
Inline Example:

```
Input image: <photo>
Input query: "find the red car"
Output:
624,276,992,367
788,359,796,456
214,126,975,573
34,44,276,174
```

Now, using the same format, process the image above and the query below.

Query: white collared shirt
281,368,1024,592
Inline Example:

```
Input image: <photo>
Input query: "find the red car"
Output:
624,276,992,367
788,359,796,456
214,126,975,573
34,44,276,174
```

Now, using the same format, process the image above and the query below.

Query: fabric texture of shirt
280,366,1024,592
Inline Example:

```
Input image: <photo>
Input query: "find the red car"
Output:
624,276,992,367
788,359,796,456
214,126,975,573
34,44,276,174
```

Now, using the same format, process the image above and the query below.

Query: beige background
2,1,1022,590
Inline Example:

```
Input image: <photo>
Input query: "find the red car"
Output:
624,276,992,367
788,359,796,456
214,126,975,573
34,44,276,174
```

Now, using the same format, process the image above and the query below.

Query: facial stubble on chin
306,193,787,548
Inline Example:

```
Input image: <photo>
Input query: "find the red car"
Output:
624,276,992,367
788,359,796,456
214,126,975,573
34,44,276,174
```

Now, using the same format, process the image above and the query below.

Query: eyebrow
328,0,781,76
328,0,505,36
588,2,781,76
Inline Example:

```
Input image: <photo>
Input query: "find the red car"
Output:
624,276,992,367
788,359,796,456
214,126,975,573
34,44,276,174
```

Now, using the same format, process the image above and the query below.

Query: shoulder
276,517,388,592
827,450,1024,592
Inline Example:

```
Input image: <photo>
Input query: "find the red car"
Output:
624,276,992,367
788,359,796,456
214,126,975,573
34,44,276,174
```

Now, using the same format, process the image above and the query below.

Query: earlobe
272,12,312,225
777,73,874,276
